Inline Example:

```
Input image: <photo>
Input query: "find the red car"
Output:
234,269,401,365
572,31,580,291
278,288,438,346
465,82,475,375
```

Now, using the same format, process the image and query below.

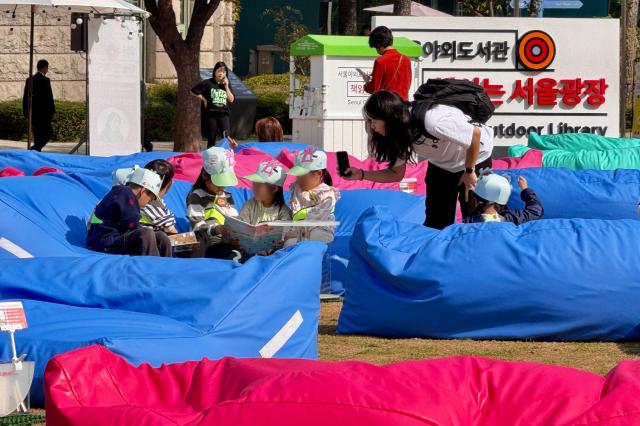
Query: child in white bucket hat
87,167,172,257
240,160,292,226
186,147,243,261
285,147,340,247
465,170,544,225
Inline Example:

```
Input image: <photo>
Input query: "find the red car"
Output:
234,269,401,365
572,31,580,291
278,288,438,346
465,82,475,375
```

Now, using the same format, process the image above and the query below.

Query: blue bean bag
0,150,174,176
0,242,324,405
500,168,640,220
338,206,640,341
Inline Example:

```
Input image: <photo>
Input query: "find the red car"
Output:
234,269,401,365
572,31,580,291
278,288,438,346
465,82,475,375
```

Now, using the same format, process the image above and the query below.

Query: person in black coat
23,59,56,152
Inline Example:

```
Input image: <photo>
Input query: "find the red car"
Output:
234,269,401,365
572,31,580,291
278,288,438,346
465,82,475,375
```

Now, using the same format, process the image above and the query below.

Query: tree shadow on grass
617,342,640,356
617,323,640,356
319,324,337,335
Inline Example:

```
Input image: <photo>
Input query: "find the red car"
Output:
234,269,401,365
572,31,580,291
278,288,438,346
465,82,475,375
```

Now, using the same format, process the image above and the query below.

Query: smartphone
337,151,351,177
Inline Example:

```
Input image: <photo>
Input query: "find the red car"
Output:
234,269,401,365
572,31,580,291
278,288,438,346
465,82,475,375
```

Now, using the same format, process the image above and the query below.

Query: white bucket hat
202,147,238,187
128,168,163,199
288,146,327,176
244,160,287,186
111,165,139,187
473,170,512,205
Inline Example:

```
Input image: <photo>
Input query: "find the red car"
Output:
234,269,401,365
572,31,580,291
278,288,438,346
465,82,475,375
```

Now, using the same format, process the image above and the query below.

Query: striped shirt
187,188,238,246
141,199,177,233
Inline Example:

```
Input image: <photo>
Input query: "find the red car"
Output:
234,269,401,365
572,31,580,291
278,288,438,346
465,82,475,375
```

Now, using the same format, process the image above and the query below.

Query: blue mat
500,168,640,220
0,242,323,405
338,206,640,341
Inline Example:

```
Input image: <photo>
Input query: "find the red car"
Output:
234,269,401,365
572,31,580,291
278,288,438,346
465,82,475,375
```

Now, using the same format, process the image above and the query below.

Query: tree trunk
338,0,357,35
624,0,639,98
393,0,412,15
144,0,221,152
174,51,202,152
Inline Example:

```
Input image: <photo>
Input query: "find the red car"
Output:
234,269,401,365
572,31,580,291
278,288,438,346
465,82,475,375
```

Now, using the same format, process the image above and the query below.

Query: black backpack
411,78,495,140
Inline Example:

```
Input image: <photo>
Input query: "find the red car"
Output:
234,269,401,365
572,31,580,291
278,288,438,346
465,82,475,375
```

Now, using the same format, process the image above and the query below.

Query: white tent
1,0,147,149
363,1,450,17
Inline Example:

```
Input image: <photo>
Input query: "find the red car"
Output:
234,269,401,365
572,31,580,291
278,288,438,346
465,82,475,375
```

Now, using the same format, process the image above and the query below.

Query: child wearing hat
241,161,292,256
140,159,178,235
186,147,243,261
464,170,544,225
240,160,292,225
111,165,139,187
285,147,340,247
87,168,172,257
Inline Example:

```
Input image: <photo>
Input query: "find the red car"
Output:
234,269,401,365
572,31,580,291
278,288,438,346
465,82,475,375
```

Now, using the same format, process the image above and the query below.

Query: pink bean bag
46,345,640,426
167,147,541,204
493,148,543,170
0,166,25,177
167,153,203,183
32,167,64,176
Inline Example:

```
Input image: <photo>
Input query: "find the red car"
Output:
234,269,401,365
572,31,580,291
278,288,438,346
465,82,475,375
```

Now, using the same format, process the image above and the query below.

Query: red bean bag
0,166,25,177
32,167,64,176
45,345,640,426
167,152,203,183
493,148,543,170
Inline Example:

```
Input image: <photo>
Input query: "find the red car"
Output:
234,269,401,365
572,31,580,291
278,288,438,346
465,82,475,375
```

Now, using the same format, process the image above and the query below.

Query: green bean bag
528,132,640,152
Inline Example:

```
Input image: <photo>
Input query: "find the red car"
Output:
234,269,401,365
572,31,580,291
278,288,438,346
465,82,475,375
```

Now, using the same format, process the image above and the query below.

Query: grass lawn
318,301,640,375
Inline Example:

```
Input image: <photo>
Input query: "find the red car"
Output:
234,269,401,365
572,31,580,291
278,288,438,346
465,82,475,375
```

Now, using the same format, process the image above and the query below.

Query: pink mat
32,167,64,176
168,147,542,197
46,345,640,426
0,166,25,177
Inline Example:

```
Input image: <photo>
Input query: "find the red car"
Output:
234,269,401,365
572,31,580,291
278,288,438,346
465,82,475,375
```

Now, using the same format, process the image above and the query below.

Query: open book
223,216,339,255
168,232,199,253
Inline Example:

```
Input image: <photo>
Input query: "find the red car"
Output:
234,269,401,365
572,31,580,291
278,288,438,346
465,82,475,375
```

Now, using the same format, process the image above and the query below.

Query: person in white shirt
343,90,494,229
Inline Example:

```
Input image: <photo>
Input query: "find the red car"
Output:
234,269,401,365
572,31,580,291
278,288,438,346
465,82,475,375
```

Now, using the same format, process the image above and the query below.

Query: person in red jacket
363,26,412,101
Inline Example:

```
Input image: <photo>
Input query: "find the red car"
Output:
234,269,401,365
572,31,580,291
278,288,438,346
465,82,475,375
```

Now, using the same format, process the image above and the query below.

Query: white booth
289,35,422,159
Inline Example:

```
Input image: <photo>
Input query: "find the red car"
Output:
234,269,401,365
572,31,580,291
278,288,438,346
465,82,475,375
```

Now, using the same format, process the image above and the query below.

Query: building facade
0,0,234,102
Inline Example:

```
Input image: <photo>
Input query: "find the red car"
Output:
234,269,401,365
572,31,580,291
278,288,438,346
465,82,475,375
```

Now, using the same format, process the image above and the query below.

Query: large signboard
374,16,620,146
88,18,141,156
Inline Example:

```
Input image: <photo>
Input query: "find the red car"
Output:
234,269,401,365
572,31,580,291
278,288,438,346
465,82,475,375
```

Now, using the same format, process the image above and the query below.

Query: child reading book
238,161,293,256
140,159,178,235
284,147,340,247
186,147,243,261
240,160,292,224
87,168,172,257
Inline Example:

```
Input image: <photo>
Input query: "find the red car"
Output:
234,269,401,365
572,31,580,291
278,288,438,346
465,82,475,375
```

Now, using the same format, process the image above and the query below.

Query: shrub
0,100,86,142
0,100,27,140
244,73,309,134
254,91,290,133
52,101,86,142
146,83,177,106
144,100,175,142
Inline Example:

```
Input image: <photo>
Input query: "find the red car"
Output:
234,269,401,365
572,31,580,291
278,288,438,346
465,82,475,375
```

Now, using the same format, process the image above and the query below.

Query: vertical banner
88,18,141,156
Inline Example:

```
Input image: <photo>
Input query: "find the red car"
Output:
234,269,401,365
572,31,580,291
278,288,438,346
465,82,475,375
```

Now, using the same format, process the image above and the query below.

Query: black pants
104,228,172,257
425,158,493,230
204,113,230,148
30,120,53,152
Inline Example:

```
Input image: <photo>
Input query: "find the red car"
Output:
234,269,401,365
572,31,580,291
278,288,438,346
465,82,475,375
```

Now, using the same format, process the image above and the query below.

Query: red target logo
517,30,556,71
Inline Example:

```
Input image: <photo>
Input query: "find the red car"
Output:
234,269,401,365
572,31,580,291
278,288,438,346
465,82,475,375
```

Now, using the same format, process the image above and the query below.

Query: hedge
0,95,172,142
0,100,86,142
244,73,308,134
0,76,306,142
